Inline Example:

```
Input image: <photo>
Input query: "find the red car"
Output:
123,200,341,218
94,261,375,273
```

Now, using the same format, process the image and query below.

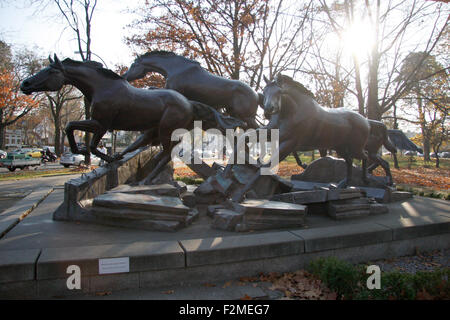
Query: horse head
262,74,285,119
123,56,147,82
21,54,66,95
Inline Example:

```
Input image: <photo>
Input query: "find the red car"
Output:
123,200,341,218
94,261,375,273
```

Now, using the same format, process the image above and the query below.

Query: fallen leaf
240,294,252,300
203,283,216,287
162,290,174,294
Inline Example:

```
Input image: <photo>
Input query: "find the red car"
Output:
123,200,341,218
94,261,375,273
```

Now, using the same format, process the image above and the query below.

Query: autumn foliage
0,68,38,116
0,67,40,147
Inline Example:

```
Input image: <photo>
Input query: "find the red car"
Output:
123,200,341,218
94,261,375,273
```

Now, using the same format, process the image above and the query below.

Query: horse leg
336,155,353,189
89,128,115,163
65,120,105,156
319,149,327,158
293,151,307,169
114,129,157,161
372,154,394,186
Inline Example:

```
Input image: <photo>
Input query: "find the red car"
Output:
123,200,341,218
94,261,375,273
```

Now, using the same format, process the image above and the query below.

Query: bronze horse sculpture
123,51,260,129
291,120,397,186
20,55,242,184
261,74,370,187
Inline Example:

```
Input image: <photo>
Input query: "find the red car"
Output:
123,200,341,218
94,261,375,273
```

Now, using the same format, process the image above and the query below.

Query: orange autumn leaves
174,161,449,190
0,68,39,119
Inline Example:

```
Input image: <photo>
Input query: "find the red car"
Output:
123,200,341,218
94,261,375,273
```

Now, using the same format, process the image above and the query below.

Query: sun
342,19,376,60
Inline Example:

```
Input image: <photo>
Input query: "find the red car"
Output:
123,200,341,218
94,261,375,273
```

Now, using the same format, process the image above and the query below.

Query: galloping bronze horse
292,120,397,186
20,55,242,183
124,51,260,129
262,74,370,187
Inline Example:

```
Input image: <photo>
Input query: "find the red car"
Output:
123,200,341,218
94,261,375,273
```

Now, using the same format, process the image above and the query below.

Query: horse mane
138,50,201,66
60,58,123,80
277,74,315,99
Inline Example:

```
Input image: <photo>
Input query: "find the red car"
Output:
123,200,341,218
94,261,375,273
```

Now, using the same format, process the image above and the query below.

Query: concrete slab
375,214,450,240
240,199,307,216
180,232,304,267
0,248,41,283
107,184,180,197
0,187,53,237
37,240,184,280
93,193,189,214
290,223,393,252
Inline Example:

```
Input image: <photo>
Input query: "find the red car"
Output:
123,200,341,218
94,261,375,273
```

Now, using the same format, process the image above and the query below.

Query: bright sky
0,0,141,68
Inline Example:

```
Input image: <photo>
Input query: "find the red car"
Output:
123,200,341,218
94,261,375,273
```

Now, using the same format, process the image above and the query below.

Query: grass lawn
0,167,91,181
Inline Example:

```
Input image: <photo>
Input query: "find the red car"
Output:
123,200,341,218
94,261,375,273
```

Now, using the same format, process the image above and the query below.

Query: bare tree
29,0,98,163
315,0,448,121
127,0,313,90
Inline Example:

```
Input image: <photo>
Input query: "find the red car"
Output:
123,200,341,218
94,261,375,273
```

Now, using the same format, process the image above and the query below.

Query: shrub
308,256,364,299
308,256,450,300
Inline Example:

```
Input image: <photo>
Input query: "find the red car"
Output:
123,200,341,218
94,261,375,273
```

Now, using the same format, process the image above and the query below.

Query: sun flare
342,19,376,60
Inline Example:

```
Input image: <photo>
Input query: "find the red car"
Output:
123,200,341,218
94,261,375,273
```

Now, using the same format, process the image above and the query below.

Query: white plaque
98,257,130,274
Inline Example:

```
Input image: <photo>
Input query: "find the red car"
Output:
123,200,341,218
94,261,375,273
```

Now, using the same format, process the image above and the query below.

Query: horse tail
190,100,246,130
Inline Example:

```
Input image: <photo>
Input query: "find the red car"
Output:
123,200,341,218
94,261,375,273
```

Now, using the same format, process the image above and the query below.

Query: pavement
0,173,449,299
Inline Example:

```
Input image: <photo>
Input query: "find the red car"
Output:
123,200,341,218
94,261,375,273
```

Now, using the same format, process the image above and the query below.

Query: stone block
0,249,41,283
376,215,450,241
91,207,188,221
390,191,413,202
369,203,389,215
271,190,328,204
37,241,185,280
291,223,392,252
212,209,244,231
107,184,180,197
93,193,189,215
180,232,304,267
180,191,196,208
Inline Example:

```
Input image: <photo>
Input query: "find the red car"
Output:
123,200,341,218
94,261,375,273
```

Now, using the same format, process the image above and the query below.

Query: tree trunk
54,115,61,157
0,125,5,150
422,137,431,161
60,132,66,155
0,108,4,149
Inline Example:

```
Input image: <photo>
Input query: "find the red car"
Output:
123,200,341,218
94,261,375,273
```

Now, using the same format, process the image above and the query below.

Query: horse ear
263,75,270,84
48,55,54,64
53,54,64,70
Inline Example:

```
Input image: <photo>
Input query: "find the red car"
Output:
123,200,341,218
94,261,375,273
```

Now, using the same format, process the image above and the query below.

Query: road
0,161,65,173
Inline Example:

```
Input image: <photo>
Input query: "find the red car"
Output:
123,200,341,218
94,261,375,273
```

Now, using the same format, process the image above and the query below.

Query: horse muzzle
20,82,34,95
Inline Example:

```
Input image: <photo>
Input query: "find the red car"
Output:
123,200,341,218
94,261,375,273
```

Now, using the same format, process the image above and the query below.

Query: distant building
4,129,24,149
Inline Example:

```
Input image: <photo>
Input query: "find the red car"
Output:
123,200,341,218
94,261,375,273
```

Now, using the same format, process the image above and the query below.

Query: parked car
439,152,450,158
60,152,101,167
0,149,6,159
27,148,44,158
11,147,42,158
